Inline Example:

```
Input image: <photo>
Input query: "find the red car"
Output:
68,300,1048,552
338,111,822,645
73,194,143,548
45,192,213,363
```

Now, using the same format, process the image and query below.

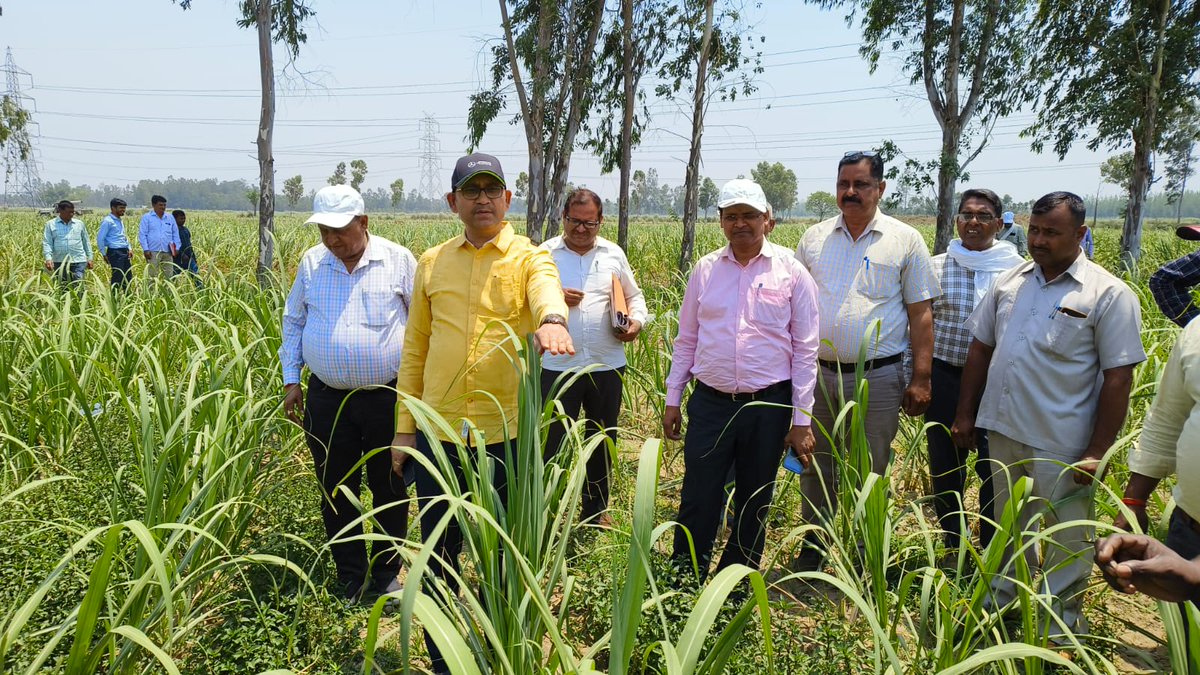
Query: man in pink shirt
663,178,820,579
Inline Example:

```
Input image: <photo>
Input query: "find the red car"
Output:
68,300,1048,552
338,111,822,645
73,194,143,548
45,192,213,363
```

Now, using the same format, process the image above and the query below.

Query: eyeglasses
457,185,506,200
564,216,601,229
956,212,999,224
842,150,879,161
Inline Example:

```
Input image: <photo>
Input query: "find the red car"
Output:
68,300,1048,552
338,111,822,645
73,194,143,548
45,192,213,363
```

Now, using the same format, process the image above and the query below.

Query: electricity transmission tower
417,114,442,201
2,47,40,207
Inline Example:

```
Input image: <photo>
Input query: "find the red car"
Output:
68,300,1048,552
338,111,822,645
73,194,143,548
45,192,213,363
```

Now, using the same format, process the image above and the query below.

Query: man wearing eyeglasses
540,187,648,527
664,178,820,581
391,152,573,675
793,151,940,570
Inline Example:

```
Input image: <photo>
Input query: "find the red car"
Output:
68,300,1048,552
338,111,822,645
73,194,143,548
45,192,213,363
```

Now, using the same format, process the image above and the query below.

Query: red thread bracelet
1121,497,1148,508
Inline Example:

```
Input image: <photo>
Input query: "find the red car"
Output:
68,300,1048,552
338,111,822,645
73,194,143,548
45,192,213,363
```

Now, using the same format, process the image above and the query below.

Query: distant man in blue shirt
42,200,93,291
172,209,200,286
138,195,180,282
96,198,132,290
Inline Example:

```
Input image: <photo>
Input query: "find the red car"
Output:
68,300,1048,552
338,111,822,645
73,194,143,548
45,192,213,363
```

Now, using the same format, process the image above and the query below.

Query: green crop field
1,209,1197,674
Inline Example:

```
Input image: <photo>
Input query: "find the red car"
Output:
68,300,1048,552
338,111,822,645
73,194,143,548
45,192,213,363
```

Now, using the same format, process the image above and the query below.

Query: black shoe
337,577,365,602
790,548,824,573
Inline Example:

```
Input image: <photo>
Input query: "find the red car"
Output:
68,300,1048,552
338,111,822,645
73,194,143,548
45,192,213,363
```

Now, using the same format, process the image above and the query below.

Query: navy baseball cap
451,153,505,191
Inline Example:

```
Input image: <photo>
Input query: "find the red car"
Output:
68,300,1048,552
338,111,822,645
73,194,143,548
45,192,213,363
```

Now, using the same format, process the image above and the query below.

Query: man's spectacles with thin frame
956,212,999,224
564,216,601,229
457,185,506,200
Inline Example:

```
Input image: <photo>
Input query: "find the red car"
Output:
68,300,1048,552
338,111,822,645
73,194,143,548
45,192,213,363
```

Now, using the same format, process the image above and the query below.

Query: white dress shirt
279,235,416,389
541,235,648,371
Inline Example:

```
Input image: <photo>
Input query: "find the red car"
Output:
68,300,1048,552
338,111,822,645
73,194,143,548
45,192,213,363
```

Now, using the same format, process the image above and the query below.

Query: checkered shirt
930,253,975,367
1150,249,1200,327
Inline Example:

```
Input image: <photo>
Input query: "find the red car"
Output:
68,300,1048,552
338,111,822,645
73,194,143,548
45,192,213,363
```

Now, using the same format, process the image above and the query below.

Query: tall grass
0,211,1191,673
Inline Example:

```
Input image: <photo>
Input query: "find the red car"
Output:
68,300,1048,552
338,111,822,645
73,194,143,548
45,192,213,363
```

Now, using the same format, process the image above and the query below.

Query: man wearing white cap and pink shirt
663,177,820,580
279,184,417,602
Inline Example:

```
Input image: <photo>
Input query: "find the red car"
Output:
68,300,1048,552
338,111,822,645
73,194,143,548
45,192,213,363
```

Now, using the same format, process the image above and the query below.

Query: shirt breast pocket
855,261,901,300
1042,314,1089,360
752,287,792,327
362,290,399,327
483,272,519,319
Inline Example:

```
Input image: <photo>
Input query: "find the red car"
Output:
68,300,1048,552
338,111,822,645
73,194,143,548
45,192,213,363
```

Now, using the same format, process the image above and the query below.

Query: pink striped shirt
666,242,820,426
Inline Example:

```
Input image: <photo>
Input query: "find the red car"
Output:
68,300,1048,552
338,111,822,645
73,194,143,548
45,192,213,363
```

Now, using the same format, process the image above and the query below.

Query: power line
2,47,41,207
417,114,442,200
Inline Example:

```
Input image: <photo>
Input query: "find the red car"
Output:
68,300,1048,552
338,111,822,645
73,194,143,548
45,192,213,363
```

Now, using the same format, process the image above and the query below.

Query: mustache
842,196,862,204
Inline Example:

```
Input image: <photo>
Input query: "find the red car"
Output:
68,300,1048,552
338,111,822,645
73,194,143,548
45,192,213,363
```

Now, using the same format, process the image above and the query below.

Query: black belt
309,374,397,393
695,379,790,402
818,353,902,372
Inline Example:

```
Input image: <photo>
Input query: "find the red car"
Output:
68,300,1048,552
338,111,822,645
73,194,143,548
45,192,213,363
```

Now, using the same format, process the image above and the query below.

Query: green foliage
389,178,404,208
698,177,718,217
804,190,838,220
349,160,368,192
327,162,346,186
0,95,32,162
750,161,797,215
282,175,305,209
1100,152,1137,193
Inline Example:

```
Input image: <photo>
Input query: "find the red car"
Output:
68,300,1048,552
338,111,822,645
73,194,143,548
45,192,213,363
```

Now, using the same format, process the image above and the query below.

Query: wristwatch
539,313,568,327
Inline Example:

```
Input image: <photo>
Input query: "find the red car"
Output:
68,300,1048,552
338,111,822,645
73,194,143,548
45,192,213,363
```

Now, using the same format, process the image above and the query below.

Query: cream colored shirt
1129,319,1200,517
795,210,940,362
967,251,1146,455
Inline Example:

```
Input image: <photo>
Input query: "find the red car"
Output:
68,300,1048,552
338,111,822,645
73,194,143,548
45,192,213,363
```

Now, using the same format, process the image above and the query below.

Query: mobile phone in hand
783,449,805,475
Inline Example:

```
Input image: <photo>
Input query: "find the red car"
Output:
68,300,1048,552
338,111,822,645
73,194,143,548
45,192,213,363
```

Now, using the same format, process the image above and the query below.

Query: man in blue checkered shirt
279,184,417,603
1150,225,1200,327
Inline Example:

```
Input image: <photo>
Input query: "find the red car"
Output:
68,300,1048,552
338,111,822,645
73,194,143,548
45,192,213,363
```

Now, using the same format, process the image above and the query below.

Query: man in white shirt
279,184,417,603
541,188,647,526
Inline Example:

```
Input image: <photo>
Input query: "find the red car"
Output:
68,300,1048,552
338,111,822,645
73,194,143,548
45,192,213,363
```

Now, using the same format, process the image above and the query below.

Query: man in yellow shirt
391,153,571,674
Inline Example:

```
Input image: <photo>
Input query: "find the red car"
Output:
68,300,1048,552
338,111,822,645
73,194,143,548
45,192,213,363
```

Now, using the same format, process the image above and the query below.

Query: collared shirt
138,211,180,254
997,224,1029,257
395,223,568,442
796,210,940,362
1150,250,1200,327
279,235,416,390
665,241,820,426
541,235,648,372
967,251,1146,455
42,217,92,263
96,213,131,255
1129,319,1200,518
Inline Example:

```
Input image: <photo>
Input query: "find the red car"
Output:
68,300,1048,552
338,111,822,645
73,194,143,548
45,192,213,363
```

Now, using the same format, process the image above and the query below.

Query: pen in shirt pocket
863,256,870,271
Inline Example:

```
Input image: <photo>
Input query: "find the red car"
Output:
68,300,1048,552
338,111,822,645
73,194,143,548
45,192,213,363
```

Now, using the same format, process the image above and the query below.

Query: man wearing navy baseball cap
392,151,572,674
1150,224,1200,326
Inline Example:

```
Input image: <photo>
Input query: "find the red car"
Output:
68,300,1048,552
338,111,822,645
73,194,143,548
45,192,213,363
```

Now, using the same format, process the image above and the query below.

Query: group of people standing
40,194,198,290
279,148,1200,670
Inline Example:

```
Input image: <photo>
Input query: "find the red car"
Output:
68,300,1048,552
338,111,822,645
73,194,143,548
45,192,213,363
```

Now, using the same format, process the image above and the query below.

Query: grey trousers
800,361,905,524
986,432,1093,637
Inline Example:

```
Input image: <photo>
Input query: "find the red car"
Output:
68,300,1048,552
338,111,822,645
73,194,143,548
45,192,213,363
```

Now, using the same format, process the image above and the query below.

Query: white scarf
947,239,1024,307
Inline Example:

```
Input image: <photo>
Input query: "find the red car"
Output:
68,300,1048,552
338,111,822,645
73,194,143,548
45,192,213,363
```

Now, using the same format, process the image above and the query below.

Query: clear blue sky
2,0,1116,205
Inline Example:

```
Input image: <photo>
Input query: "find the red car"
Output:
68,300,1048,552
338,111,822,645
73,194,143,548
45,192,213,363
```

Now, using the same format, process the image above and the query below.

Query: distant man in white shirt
279,184,417,603
793,151,940,569
138,195,180,282
953,190,1145,640
541,188,648,527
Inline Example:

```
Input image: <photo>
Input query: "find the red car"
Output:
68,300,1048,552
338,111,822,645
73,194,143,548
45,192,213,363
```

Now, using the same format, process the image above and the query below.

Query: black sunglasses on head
843,151,879,161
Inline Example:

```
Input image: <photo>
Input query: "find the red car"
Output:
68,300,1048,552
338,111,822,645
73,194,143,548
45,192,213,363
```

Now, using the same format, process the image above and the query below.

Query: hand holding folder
610,272,631,334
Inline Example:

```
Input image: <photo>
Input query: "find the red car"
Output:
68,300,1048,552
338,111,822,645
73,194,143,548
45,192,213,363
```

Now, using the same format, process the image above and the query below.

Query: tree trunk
255,0,276,288
933,124,960,254
498,0,548,242
1121,0,1169,267
617,0,634,251
678,0,713,275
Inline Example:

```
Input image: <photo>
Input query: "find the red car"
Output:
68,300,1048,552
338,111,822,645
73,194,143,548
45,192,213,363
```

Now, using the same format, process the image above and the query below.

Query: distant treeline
31,176,1200,220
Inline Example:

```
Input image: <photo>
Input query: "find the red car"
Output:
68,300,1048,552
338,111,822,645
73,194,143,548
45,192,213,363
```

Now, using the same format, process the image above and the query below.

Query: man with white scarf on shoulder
924,188,1024,557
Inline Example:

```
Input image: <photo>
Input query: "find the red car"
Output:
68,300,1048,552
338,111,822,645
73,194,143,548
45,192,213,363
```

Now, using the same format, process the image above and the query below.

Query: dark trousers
415,432,510,674
303,374,409,587
541,367,624,520
672,380,792,576
51,261,87,291
106,248,132,290
1165,508,1200,643
925,358,994,550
